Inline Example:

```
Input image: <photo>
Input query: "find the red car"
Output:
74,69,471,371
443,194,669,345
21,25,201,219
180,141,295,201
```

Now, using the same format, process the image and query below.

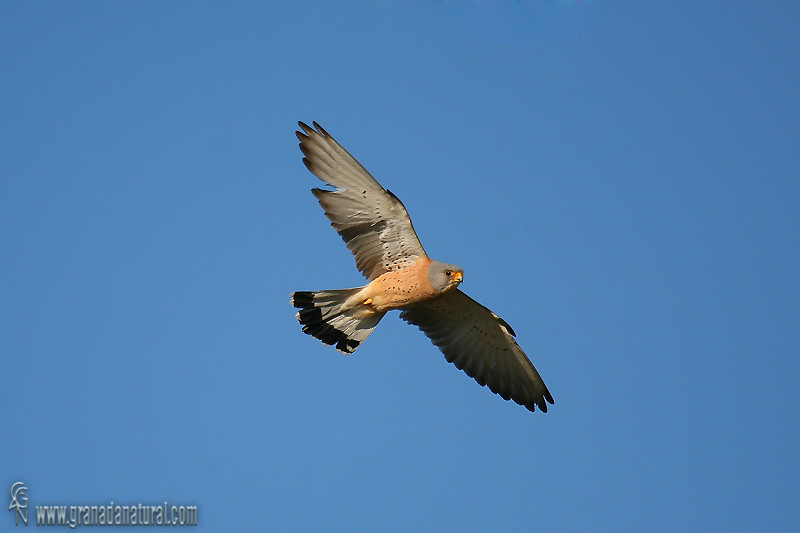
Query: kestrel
290,122,554,413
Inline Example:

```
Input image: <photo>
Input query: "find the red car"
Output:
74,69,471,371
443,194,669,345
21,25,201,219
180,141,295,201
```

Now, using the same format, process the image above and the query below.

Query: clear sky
2,1,799,531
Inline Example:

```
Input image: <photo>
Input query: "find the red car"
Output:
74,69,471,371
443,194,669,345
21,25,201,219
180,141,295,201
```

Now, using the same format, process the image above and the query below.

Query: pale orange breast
362,258,438,312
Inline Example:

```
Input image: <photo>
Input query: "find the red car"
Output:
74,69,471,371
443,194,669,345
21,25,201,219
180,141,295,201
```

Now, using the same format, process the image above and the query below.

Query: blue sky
2,1,798,531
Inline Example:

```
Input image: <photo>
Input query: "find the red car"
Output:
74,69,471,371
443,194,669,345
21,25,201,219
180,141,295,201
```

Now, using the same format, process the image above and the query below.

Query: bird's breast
362,260,439,312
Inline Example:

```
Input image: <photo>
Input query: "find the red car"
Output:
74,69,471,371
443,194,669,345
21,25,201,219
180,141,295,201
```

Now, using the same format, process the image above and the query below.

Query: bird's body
355,256,439,312
290,121,554,413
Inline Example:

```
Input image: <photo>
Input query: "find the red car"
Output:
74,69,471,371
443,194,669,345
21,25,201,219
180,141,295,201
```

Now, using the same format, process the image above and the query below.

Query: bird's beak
454,272,463,283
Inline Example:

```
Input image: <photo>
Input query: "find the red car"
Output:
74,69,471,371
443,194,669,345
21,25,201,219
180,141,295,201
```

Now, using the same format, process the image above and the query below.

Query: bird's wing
297,121,427,281
400,289,554,412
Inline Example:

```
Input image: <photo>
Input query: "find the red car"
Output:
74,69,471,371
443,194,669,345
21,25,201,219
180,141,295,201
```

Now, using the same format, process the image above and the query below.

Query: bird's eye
445,270,452,277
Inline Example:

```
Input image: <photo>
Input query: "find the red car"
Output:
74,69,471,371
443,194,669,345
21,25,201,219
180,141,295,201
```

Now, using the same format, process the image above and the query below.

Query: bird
290,121,554,413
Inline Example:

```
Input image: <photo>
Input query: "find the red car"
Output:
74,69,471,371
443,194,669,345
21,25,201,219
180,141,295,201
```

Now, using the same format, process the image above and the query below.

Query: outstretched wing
297,121,427,281
400,289,554,413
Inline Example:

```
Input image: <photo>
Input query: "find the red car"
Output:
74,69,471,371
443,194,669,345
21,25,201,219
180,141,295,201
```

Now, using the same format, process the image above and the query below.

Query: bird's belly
364,267,438,312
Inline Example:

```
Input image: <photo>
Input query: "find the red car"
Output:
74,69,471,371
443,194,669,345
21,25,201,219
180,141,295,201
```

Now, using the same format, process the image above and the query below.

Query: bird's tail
290,288,385,354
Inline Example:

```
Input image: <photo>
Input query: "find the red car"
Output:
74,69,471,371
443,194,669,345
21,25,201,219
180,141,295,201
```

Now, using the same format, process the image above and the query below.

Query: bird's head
428,261,463,293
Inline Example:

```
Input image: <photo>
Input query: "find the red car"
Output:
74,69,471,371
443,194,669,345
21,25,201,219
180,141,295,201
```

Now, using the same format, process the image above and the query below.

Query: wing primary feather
312,121,329,136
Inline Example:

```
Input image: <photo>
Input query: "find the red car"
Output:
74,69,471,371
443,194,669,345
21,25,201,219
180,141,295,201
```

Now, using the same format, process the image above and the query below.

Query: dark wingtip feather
311,121,329,137
533,388,555,413
545,389,555,405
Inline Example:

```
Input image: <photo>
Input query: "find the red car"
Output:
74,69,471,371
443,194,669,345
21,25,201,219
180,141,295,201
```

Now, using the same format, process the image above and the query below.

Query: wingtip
533,389,555,413
297,121,331,141
311,121,329,137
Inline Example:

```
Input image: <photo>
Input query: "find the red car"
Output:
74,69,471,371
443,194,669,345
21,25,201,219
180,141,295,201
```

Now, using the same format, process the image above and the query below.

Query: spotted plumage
290,121,554,413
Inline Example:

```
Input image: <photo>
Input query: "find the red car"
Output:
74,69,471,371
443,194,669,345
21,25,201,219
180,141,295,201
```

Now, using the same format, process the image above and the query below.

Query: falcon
290,122,554,413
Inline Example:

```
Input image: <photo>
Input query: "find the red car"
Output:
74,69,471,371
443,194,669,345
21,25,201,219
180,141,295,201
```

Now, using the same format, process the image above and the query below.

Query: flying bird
290,122,554,413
